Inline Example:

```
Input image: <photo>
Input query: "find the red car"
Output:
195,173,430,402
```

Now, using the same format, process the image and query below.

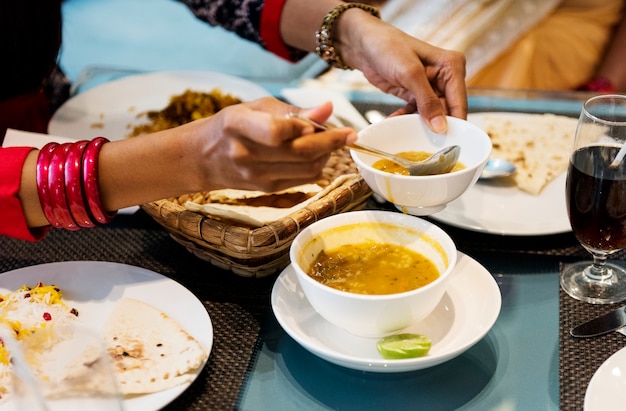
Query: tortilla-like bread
481,113,578,195
186,174,354,226
102,298,207,395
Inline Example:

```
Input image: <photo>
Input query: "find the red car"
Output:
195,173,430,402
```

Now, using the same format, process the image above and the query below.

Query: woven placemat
559,278,626,410
0,215,276,410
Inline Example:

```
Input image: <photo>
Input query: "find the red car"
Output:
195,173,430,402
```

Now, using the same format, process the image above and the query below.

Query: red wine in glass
567,145,626,254
560,94,626,304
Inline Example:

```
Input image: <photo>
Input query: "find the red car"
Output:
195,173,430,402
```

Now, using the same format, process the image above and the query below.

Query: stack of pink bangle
35,137,117,230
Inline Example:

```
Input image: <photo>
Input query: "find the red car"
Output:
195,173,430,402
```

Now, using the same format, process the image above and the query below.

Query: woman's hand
97,97,357,213
336,9,468,133
184,97,356,193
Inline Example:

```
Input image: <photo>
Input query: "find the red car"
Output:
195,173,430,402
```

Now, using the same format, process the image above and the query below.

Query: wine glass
561,94,626,304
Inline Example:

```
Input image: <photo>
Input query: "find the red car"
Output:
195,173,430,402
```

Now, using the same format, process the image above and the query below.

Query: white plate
0,261,212,411
429,112,571,236
271,252,501,372
585,346,626,411
48,70,271,140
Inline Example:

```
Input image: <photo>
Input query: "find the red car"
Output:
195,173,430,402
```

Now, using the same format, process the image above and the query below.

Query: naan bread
102,298,207,395
480,113,578,195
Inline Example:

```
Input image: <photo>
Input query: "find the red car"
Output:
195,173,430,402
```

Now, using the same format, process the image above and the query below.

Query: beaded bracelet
35,137,116,230
315,3,380,70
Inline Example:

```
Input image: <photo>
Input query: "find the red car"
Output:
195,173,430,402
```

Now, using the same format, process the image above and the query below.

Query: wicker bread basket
141,147,371,277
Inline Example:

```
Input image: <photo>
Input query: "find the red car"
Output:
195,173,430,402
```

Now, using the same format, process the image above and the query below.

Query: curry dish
373,150,465,175
309,242,440,295
127,88,242,137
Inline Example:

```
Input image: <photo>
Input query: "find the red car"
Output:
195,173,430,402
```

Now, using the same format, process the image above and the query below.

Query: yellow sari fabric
468,0,624,90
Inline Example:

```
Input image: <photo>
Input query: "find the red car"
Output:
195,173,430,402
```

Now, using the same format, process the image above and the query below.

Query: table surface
3,1,625,409
4,91,615,411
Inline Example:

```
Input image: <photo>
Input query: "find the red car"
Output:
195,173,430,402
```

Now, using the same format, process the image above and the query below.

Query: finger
436,51,468,120
233,128,353,164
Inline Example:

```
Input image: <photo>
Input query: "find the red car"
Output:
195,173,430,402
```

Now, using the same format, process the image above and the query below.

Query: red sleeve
0,147,49,241
260,0,306,62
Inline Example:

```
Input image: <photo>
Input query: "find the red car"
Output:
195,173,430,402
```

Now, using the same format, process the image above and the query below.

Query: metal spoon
350,143,461,176
290,113,461,176
480,158,517,179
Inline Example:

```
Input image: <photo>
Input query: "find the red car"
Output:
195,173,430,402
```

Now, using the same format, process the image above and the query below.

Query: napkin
2,128,77,148
3,129,138,214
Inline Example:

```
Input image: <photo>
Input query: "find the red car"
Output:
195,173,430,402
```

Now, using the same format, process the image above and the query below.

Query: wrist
315,3,380,70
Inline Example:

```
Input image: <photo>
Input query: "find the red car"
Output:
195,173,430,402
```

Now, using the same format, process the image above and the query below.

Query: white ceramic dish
289,210,457,338
429,112,571,236
585,346,626,411
0,261,212,411
352,114,491,216
48,70,271,141
271,251,501,372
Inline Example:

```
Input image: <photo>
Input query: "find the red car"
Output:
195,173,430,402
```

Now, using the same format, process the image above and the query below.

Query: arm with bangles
3,99,353,239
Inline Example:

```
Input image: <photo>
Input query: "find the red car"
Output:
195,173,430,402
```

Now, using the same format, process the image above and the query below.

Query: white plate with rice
48,70,271,141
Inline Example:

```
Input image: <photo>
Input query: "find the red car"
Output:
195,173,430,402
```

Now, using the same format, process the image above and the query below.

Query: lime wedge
376,333,432,359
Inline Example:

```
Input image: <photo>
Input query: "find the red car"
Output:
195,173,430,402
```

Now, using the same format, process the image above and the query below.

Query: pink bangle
48,143,80,230
64,140,94,228
82,137,116,224
36,143,60,227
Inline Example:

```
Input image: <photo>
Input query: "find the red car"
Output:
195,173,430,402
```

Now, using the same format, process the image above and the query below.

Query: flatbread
102,298,208,395
480,113,578,195
185,174,355,226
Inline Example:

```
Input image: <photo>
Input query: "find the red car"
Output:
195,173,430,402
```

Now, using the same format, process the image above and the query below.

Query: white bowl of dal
351,114,491,215
289,210,457,338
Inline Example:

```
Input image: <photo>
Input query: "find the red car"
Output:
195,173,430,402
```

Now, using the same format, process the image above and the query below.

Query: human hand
338,10,468,133
182,97,357,193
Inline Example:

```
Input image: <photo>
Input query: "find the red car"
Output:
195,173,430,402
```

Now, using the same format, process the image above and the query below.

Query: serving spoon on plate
290,113,461,176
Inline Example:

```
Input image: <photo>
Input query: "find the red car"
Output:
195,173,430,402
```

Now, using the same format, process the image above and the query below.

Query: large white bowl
289,210,457,338
351,114,492,215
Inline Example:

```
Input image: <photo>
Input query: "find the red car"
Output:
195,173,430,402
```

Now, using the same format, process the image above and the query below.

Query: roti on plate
102,298,208,395
479,113,578,195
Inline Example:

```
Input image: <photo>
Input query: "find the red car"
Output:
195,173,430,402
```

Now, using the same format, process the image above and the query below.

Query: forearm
97,130,201,212
19,130,201,228
280,0,342,52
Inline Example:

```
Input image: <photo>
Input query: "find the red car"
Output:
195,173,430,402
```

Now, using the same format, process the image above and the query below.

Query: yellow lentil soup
308,241,440,295
373,150,465,175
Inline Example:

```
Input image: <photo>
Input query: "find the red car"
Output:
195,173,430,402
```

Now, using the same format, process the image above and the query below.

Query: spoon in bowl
290,113,461,176
366,110,517,180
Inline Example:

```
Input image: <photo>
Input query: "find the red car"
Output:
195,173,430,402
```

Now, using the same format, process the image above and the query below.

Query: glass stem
586,252,611,282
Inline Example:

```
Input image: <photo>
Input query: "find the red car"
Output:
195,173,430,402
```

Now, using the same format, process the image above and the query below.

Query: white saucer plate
271,252,501,373
585,346,626,411
0,261,212,411
49,70,270,141
429,112,571,236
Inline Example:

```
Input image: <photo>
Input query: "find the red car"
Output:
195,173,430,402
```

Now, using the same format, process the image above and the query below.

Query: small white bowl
351,114,491,215
289,210,457,338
